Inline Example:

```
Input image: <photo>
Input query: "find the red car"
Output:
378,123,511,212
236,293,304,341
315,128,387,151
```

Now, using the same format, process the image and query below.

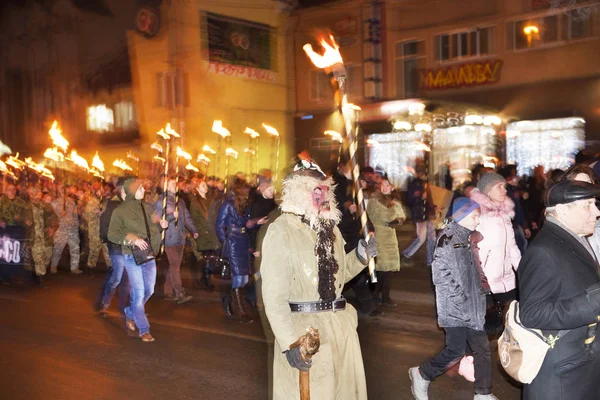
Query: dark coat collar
544,221,597,272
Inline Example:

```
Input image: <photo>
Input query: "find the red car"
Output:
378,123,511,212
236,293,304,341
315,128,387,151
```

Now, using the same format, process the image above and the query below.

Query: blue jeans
514,226,528,255
123,255,156,336
101,254,130,314
403,220,436,265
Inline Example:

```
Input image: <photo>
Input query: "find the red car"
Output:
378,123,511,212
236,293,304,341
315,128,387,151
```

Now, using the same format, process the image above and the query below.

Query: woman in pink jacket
469,172,521,304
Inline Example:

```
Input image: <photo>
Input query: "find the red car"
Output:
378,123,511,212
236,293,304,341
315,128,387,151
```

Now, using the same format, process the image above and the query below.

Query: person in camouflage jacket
0,183,31,228
28,187,58,281
84,187,111,271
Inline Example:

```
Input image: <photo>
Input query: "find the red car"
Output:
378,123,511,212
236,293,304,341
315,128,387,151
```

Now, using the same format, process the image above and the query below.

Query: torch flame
0,140,12,157
324,130,343,143
153,155,166,163
113,159,133,171
202,145,216,155
151,142,163,153
91,151,105,172
69,150,90,170
6,155,25,169
244,127,260,139
165,123,180,138
244,148,256,155
157,128,169,140
262,123,279,137
44,147,64,162
127,151,140,162
212,120,231,138
185,162,199,172
49,120,69,153
176,146,192,161
197,154,210,164
413,141,432,152
225,148,239,159
302,35,343,69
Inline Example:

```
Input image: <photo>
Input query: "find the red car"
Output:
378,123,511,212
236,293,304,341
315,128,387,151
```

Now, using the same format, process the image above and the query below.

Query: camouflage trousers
51,228,80,271
87,238,111,269
31,242,53,276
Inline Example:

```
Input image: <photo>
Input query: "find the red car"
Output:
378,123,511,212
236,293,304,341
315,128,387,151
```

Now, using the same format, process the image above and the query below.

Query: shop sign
419,60,503,90
203,12,277,71
207,62,277,82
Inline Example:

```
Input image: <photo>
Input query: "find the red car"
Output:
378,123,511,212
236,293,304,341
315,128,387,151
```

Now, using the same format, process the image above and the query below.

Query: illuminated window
87,105,114,132
435,27,495,62
115,101,136,130
511,6,597,50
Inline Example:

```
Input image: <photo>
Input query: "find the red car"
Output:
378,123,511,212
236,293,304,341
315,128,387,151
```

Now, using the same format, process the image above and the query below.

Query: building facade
291,0,600,177
127,0,294,182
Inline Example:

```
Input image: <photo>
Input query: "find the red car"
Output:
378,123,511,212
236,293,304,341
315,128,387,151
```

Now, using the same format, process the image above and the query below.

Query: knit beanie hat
477,172,506,195
452,197,480,222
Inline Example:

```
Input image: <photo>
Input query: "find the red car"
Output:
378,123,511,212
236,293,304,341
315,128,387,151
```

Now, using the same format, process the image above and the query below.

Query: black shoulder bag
131,203,156,265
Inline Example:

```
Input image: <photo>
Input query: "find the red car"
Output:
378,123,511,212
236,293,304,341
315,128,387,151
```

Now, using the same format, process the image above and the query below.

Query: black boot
222,291,233,317
232,288,253,324
382,272,396,307
200,271,215,292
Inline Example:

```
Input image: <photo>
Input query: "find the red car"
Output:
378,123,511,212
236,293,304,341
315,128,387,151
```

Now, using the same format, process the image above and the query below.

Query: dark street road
0,266,522,400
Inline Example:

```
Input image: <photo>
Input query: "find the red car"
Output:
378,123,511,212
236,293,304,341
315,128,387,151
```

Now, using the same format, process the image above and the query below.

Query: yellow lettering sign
419,60,503,90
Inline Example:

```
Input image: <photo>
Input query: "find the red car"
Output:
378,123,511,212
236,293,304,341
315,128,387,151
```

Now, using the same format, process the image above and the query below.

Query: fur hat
477,173,506,195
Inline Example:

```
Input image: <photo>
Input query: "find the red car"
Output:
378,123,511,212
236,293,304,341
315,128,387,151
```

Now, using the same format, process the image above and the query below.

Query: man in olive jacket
518,180,600,400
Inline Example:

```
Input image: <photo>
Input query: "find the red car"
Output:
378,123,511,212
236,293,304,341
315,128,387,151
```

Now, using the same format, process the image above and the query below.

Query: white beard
280,175,341,229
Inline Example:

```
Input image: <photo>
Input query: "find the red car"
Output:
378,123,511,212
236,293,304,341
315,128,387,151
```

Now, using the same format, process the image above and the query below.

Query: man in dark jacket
333,160,380,317
410,197,497,400
403,170,436,267
518,180,600,400
98,178,129,316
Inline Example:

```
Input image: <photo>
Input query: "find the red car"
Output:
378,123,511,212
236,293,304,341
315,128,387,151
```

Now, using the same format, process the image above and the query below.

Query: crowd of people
3,153,600,399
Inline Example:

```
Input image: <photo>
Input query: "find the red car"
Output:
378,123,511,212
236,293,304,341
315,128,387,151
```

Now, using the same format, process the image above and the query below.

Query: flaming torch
304,35,377,283
197,154,211,175
212,120,231,179
157,124,180,254
244,127,260,178
174,146,192,226
324,130,343,165
262,123,280,184
224,147,238,190
112,159,133,172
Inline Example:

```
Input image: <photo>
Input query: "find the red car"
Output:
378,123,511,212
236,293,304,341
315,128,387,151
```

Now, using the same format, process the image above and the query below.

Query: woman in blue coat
216,179,267,323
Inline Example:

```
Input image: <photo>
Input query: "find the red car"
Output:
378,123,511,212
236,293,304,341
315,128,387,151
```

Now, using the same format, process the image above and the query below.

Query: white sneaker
474,395,499,400
409,367,430,400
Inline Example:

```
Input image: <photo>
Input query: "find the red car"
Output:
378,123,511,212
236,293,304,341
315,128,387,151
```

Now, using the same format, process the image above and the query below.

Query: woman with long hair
367,178,406,306
216,178,267,323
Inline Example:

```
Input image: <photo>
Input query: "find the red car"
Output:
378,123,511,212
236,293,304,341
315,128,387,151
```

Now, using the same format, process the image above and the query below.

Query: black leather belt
289,298,346,313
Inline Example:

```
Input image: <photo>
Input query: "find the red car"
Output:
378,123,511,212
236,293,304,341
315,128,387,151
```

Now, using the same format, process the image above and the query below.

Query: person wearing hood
153,178,198,305
98,177,129,316
468,172,521,306
108,178,167,342
410,197,498,400
261,160,378,400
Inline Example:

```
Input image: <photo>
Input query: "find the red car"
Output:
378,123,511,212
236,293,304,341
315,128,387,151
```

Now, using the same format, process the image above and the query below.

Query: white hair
280,174,341,229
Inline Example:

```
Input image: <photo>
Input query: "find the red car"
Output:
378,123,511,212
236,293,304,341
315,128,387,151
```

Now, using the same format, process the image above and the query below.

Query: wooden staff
289,327,320,400
304,37,377,282
160,139,170,255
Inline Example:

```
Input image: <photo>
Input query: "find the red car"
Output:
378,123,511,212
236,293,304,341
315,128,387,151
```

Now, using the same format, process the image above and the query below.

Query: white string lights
506,117,585,175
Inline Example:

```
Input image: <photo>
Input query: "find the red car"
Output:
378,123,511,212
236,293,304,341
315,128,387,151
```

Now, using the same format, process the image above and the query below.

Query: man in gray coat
410,197,498,400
